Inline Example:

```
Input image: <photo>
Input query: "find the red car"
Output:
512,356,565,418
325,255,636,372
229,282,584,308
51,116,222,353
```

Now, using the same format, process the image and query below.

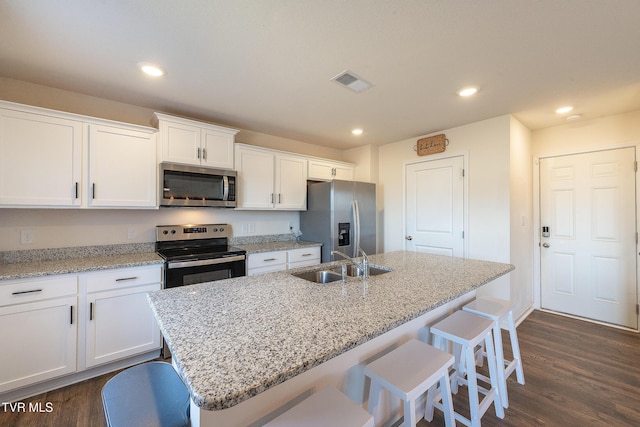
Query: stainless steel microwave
160,163,236,208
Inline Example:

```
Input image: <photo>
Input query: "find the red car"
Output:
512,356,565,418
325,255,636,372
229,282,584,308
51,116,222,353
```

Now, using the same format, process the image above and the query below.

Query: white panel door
86,283,161,368
88,124,156,207
274,154,307,210
0,108,82,206
405,156,464,256
540,148,637,328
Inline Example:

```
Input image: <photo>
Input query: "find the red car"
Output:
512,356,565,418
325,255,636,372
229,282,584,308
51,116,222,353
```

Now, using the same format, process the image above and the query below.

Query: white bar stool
430,311,505,427
263,385,374,427
364,339,456,427
463,296,525,408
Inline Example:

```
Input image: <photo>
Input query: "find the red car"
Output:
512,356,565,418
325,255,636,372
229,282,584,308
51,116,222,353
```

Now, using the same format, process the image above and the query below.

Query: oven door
164,255,246,288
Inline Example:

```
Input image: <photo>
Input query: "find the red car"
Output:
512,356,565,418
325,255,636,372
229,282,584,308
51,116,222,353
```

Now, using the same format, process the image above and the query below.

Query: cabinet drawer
86,265,162,293
247,251,287,269
0,275,77,306
288,247,321,263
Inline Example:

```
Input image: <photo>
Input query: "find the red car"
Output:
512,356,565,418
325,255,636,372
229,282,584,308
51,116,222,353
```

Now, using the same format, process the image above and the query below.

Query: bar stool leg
484,334,505,420
439,371,456,427
404,397,416,427
464,345,482,427
367,379,382,417
491,320,508,408
507,311,525,385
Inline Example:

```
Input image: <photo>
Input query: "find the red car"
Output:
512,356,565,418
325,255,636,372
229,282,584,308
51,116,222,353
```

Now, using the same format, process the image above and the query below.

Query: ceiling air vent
331,70,373,93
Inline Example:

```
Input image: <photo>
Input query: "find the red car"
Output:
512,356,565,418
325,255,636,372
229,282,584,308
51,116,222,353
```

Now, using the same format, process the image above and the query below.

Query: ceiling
1,0,639,149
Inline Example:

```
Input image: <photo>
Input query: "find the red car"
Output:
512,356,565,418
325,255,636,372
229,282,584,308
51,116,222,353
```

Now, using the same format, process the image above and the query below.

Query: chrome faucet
331,247,369,279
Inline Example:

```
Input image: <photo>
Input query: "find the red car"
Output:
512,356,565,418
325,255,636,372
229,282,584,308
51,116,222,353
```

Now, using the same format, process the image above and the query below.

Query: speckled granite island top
147,250,514,411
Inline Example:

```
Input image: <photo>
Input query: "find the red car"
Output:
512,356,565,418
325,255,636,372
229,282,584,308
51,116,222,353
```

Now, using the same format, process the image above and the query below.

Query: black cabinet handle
12,289,42,295
75,182,78,199
89,302,94,321
92,183,96,199
70,306,74,325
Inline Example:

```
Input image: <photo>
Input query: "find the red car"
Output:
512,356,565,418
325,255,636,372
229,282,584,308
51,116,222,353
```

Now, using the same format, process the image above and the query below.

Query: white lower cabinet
247,251,288,276
247,246,321,275
85,266,161,368
0,264,162,395
0,275,78,393
287,246,321,269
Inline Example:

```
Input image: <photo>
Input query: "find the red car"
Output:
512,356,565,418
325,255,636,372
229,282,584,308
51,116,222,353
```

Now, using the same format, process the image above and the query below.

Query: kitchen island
147,250,514,426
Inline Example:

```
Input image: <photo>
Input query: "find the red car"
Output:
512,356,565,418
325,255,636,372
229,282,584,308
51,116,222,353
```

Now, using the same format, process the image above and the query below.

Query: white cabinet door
287,247,321,269
159,119,202,166
307,160,335,181
201,127,235,169
0,108,82,207
307,158,354,181
274,154,307,210
333,164,355,181
88,124,157,208
155,113,237,169
236,146,276,209
247,251,287,275
0,295,77,392
86,282,161,368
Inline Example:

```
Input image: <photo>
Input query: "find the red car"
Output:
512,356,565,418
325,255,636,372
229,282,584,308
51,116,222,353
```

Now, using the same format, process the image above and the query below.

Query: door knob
405,236,413,241
542,243,551,248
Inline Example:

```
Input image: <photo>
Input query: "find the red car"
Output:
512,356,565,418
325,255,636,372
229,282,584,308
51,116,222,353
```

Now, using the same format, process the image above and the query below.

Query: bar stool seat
463,296,525,408
263,385,374,427
364,339,456,427
101,362,190,427
430,311,505,427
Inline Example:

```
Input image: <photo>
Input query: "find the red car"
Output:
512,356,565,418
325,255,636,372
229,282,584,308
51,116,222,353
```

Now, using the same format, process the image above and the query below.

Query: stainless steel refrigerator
300,180,376,263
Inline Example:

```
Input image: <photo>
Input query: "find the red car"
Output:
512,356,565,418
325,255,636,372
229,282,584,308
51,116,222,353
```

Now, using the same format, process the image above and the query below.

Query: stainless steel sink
293,270,343,284
338,264,392,277
293,265,392,283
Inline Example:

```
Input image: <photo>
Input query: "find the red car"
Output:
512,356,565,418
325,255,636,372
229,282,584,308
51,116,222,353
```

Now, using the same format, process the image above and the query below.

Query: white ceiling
1,0,639,149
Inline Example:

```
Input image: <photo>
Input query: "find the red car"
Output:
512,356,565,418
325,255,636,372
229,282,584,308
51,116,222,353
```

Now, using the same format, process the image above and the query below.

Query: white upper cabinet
153,113,238,170
0,101,157,209
0,107,83,207
87,124,156,208
307,158,354,181
235,144,307,210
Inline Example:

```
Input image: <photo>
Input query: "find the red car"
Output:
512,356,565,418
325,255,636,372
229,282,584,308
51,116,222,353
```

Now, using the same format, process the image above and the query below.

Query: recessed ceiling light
555,106,573,114
566,114,582,121
138,62,166,77
352,128,363,136
457,87,478,97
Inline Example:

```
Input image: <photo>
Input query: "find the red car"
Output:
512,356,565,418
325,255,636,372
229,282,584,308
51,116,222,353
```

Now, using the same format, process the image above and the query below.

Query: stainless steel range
155,224,246,289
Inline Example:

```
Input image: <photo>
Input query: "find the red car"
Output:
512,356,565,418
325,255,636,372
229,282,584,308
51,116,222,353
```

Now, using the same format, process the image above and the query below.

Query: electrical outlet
20,229,34,245
248,224,255,233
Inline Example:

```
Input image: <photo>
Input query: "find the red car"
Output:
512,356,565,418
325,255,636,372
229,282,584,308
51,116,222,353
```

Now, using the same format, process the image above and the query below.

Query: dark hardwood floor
2,310,639,426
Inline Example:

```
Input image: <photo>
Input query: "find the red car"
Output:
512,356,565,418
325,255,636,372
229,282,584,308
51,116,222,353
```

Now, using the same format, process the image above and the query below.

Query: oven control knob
162,230,168,235
213,228,218,232
170,229,176,234
219,227,224,232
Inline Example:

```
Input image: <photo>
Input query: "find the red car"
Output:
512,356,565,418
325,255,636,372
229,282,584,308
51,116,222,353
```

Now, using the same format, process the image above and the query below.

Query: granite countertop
234,240,321,254
0,244,163,281
147,250,514,411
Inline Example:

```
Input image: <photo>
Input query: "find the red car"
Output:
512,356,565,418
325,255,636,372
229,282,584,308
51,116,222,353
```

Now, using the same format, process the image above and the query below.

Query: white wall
378,115,512,297
532,110,640,156
0,208,299,251
344,144,379,183
509,117,533,315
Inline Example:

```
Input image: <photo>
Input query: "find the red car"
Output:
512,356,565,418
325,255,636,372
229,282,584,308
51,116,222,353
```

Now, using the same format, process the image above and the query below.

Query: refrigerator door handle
352,199,360,258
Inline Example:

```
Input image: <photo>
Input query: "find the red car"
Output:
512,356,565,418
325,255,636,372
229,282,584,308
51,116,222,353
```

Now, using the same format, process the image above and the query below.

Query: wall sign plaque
414,134,448,156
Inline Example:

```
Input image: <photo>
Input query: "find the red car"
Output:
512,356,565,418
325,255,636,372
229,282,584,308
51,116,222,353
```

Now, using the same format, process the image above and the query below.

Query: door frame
533,143,640,331
402,150,469,257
